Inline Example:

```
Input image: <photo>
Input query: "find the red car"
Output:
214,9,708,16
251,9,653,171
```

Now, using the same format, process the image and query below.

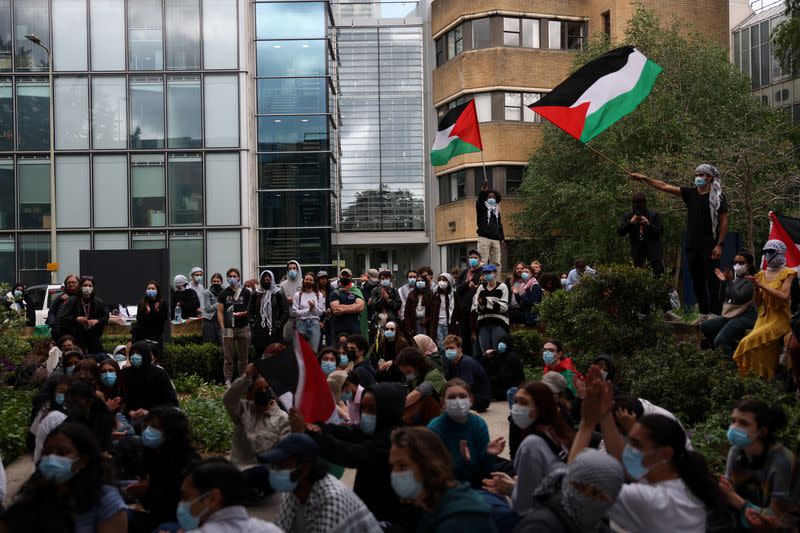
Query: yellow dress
733,268,797,379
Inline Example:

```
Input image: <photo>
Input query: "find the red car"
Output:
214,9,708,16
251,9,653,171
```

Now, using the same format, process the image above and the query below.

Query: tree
512,7,799,271
772,0,800,77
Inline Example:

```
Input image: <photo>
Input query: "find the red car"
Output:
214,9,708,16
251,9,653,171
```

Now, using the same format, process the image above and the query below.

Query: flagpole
583,143,631,176
480,148,489,183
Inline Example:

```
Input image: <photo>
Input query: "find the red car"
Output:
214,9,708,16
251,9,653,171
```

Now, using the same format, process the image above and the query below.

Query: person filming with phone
617,192,664,275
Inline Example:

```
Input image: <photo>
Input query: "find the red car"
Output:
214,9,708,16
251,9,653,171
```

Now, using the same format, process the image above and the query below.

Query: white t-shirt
607,478,706,533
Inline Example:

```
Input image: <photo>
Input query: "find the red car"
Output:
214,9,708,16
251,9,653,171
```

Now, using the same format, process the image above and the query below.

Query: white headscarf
258,269,279,330
696,164,722,239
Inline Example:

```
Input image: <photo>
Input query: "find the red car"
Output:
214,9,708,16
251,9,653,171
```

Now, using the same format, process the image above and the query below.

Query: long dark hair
521,381,574,448
391,427,454,511
145,405,195,460
396,347,435,379
98,358,125,399
736,249,757,276
138,280,163,308
735,399,787,449
638,414,726,511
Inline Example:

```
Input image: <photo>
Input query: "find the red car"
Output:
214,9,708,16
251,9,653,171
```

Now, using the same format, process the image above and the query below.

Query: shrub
179,384,234,453
0,388,35,464
510,329,543,364
162,343,224,384
173,373,208,395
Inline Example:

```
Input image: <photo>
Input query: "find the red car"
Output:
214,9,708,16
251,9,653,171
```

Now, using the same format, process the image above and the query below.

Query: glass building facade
0,0,244,285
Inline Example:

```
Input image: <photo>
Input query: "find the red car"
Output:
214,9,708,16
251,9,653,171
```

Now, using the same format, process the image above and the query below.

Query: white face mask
438,280,449,290
81,286,92,297
511,404,533,429
733,263,747,276
445,398,471,420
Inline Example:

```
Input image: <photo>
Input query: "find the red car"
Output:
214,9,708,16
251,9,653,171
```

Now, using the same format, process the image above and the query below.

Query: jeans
222,326,251,382
700,307,758,357
436,322,449,349
478,323,507,357
297,319,321,352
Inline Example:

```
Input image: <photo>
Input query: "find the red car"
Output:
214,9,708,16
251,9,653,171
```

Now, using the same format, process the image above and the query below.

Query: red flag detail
450,100,483,150
530,102,590,140
294,333,336,423
767,211,800,268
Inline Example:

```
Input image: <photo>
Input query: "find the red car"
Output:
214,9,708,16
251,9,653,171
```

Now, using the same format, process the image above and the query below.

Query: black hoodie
481,333,526,401
309,382,418,528
121,341,178,412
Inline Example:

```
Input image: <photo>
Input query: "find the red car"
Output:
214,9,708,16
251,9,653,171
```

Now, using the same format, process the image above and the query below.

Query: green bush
162,343,224,384
510,329,543,364
173,373,208,395
0,388,35,464
179,384,234,453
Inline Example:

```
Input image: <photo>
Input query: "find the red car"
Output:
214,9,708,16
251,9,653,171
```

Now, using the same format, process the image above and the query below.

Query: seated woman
13,339,51,389
341,371,365,426
1,423,127,533
63,379,115,455
32,374,71,463
389,426,497,532
121,341,178,425
719,399,796,530
413,334,442,368
481,334,525,401
396,346,445,426
427,379,505,489
369,321,408,383
734,240,797,380
96,359,134,440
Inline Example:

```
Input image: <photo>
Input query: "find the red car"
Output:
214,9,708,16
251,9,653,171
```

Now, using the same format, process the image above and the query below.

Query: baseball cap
481,264,497,273
340,268,353,277
541,371,567,395
317,270,329,278
258,434,320,464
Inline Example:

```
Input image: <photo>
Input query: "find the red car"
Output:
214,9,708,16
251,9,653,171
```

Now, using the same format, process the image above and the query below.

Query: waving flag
431,100,483,166
529,46,662,143
764,211,800,269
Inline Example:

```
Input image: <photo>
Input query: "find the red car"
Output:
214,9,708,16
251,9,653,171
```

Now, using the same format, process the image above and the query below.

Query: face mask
469,258,479,268
560,278,568,287
444,349,458,361
141,426,164,448
228,277,238,286
13,290,21,298
262,281,272,290
340,278,352,287
269,468,299,493
65,365,75,376
100,371,117,388
543,350,557,366
694,176,707,187
408,278,417,287
521,272,530,280
733,264,747,276
114,353,126,363
145,289,157,299
288,270,298,280
384,330,396,341
486,197,497,206
340,391,353,403
511,404,533,429
622,445,652,480
484,274,495,282
601,370,608,380
38,454,77,484
405,372,417,383
81,287,92,297
360,413,377,434
391,470,423,500
497,342,507,353
254,390,273,406
435,280,448,290
339,354,349,367
176,492,211,531
346,349,357,361
445,398,471,420
321,361,337,375
415,280,426,290
54,392,65,406
193,276,203,284
727,426,754,448
130,354,143,368
380,279,391,287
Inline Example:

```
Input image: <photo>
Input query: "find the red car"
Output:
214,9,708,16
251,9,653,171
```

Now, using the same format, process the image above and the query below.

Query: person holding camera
617,192,664,275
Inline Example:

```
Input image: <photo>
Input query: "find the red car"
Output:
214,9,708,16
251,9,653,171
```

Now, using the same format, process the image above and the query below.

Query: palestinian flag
431,100,483,166
763,211,800,269
529,46,662,143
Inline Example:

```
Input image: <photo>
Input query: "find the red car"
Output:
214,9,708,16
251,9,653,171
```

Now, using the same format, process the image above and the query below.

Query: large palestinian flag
529,46,662,143
431,100,483,166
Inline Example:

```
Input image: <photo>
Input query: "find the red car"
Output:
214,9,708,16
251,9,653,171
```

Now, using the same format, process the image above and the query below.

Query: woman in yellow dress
733,240,796,379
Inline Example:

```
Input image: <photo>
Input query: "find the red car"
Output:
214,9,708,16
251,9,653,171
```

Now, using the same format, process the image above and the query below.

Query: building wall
435,196,523,243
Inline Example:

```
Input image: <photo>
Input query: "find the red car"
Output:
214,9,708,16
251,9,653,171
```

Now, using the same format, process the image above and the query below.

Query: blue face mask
384,330,396,341
521,272,530,280
288,270,298,280
497,342,507,353
360,413,377,434
38,454,77,484
321,361,336,375
445,349,458,361
269,468,299,492
727,426,754,448
145,289,157,299
622,445,652,480
469,258,479,268
484,274,495,282
228,277,238,286
339,354,349,367
380,279,391,287
486,197,497,206
176,492,211,531
100,371,117,388
408,278,417,287
65,365,75,376
694,176,707,187
114,353,127,363
340,391,353,403
130,354,143,368
141,426,164,448
54,392,65,406
391,470,423,500
415,280,426,290
542,350,557,366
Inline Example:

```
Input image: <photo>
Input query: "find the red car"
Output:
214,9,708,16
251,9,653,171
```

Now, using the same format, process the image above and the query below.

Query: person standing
249,270,289,358
632,164,729,318
292,273,325,351
328,269,365,339
431,273,459,348
476,180,504,271
617,192,664,275
47,274,79,341
218,268,253,386
132,281,168,346
57,276,107,355
367,269,402,336
456,249,482,350
202,273,225,345
280,260,303,342
403,274,433,342
188,267,207,316
171,275,201,320
398,269,418,319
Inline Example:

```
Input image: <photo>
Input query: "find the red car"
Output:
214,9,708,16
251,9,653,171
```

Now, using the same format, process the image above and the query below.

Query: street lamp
25,34,57,284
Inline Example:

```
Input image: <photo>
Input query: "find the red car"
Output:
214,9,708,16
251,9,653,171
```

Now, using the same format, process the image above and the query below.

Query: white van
25,284,64,326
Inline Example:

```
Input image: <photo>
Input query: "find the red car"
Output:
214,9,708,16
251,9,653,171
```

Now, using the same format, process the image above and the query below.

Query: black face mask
346,349,357,361
340,278,352,287
261,281,272,290
303,282,314,290
254,390,273,406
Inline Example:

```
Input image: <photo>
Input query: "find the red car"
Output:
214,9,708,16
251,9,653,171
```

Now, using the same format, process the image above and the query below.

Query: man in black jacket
476,180,504,271
616,192,664,275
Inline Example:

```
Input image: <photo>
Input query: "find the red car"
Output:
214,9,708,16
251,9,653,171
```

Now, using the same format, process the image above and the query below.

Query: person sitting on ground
1,423,127,533
121,341,177,426
413,333,442,368
397,346,445,425
390,426,498,533
96,359,133,440
541,339,583,398
541,372,577,429
63,379,115,455
346,334,376,388
175,458,282,533
259,434,382,533
32,374,71,464
325,369,351,424
565,258,596,292
369,321,408,383
613,394,692,450
482,334,526,402
341,372,365,426
12,339,51,389
427,379,506,489
441,335,492,412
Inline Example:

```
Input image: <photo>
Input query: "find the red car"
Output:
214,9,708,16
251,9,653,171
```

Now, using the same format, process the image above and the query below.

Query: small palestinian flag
764,211,800,269
529,46,662,143
431,100,483,166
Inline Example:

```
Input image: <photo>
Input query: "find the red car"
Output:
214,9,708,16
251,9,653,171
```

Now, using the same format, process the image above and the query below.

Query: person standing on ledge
631,164,728,320
476,180,505,272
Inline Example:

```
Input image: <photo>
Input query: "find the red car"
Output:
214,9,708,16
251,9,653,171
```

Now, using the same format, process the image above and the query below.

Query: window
258,152,330,189
438,174,449,205
166,0,200,69
203,0,238,69
170,232,203,281
130,77,164,149
93,155,128,227
256,3,326,39
504,18,520,47
257,78,327,115
0,0,10,70
167,76,201,148
602,11,611,36
257,40,327,76
56,233,90,281
56,156,90,228
132,232,165,249
504,92,521,120
435,38,444,66
206,153,240,225
94,232,127,249
523,93,541,123
16,78,49,151
204,75,239,147
128,0,163,70
168,155,203,226
207,230,240,276
760,20,770,87
566,21,585,50
548,20,562,50
0,160,12,228
446,26,462,59
522,19,540,48
257,115,328,152
258,191,329,228
449,170,466,202
18,234,49,285
92,77,127,149
473,18,491,49
506,166,524,194
475,93,492,122
55,77,89,149
741,27,750,81
15,0,48,71
0,78,11,150
0,235,14,283
750,24,760,89
259,228,330,266
90,0,125,70
53,0,87,71
733,30,741,70
18,159,50,229
131,154,165,227
474,167,493,194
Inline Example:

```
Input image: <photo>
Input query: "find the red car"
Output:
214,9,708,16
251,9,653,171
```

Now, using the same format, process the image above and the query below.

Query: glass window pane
259,228,329,267
94,232,127,249
204,75,238,147
90,0,125,70
207,230,240,278
92,77,127,149
56,156,90,228
257,40,326,76
258,152,330,189
472,18,491,49
16,78,49,150
258,191,329,228
19,234,50,285
18,159,50,229
167,76,201,148
56,233,89,281
0,235,14,284
55,77,89,149
257,78,327,115
454,26,463,54
257,116,328,152
0,78,12,150
503,18,518,31
169,232,202,280
128,0,163,70
256,2,325,39
15,0,49,71
93,155,128,227
0,0,11,71
548,20,561,49
566,21,584,50
130,77,164,149
522,19,540,48
166,0,200,70
131,154,165,228
504,92,521,121
53,0,87,71
475,93,491,122
523,93,540,122
206,153,239,225
168,155,203,226
132,232,165,249
203,0,237,69
0,160,12,228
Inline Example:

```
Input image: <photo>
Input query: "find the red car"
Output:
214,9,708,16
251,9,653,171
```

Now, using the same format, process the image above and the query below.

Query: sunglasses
733,260,746,265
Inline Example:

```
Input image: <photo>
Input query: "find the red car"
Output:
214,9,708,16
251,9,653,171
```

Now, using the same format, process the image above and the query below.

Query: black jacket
367,285,402,326
171,288,200,319
121,341,178,412
247,290,290,346
133,299,169,344
481,333,526,401
476,189,505,241
57,294,108,354
617,208,664,271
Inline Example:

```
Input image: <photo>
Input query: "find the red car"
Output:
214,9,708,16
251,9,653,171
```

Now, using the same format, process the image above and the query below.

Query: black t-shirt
680,186,727,249
218,286,252,329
